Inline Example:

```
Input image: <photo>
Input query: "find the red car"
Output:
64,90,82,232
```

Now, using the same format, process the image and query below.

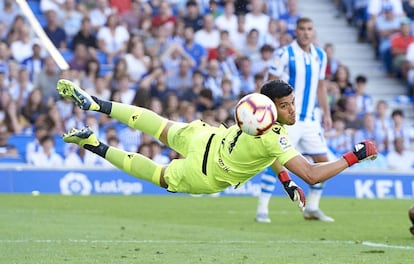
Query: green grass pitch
0,195,413,264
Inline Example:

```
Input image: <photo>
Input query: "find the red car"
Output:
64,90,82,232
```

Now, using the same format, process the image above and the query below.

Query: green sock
105,147,163,187
109,102,168,139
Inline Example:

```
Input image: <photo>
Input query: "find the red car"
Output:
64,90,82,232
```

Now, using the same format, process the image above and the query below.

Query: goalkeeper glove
278,171,306,211
343,140,378,167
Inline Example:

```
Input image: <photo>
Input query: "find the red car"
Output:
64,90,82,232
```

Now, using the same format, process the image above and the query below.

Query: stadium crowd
0,0,413,170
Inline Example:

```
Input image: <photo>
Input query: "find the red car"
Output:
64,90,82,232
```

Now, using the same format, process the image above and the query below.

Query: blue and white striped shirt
268,40,327,122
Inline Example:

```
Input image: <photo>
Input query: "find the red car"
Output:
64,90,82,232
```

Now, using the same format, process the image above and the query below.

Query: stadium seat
95,50,108,64
60,50,74,62
8,135,35,159
28,0,42,15
0,156,26,164
99,64,114,77
36,14,48,27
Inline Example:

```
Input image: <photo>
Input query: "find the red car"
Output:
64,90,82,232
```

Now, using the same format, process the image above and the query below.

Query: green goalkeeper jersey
208,123,300,187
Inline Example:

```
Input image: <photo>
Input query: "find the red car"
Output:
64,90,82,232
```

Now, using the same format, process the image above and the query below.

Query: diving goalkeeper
57,79,377,206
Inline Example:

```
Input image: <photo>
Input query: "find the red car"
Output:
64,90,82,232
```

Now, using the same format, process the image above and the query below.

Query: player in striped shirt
256,17,335,223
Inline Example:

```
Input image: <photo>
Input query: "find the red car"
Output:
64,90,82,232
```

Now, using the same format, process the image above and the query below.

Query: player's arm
284,140,377,185
270,160,306,210
317,79,332,131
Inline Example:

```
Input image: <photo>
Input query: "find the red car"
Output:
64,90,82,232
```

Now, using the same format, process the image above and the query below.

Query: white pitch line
362,241,414,250
0,239,413,250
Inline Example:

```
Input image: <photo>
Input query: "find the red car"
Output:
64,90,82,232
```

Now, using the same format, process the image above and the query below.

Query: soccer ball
234,93,277,136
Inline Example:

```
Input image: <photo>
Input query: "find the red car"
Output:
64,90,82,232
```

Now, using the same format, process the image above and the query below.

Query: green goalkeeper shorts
164,120,230,194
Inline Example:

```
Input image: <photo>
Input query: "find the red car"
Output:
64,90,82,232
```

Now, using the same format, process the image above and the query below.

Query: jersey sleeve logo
279,136,293,151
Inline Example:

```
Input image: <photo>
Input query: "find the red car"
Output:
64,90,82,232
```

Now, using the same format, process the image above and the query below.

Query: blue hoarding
0,168,413,198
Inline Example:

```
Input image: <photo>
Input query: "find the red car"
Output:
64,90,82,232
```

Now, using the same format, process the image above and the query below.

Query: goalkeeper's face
274,93,296,126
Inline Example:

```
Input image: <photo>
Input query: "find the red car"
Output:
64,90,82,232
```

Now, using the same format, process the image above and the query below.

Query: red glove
278,171,306,211
343,140,378,166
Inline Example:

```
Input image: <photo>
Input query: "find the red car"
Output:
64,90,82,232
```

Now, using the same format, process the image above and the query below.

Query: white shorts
286,120,328,156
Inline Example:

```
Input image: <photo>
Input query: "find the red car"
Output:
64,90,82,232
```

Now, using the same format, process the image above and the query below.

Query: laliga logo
60,172,92,195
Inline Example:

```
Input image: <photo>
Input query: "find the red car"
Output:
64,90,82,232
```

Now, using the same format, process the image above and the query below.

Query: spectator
124,39,151,83
324,114,353,157
150,140,170,165
117,74,135,105
6,14,26,46
252,44,275,75
80,58,100,91
266,0,288,20
72,17,98,54
237,56,255,95
21,89,48,125
340,95,364,132
324,43,341,80
10,24,34,63
389,17,414,78
166,58,193,94
65,105,86,132
160,42,195,76
330,64,353,95
386,136,414,170
215,1,238,38
33,55,60,102
278,0,301,38
89,0,113,32
28,134,64,166
0,124,19,158
182,0,204,32
121,0,152,33
230,14,247,52
244,0,270,37
107,57,128,91
119,126,142,153
349,75,374,115
375,5,401,76
86,75,111,101
68,42,89,73
405,39,414,96
374,99,392,136
43,9,67,50
216,78,238,110
182,26,207,70
21,39,44,82
64,145,102,167
37,104,66,136
204,59,223,101
194,14,220,50
61,0,83,42
40,0,64,15
260,18,281,49
181,69,205,103
366,0,403,53
14,67,34,108
151,0,177,28
386,109,412,152
25,124,48,161
0,0,20,33
96,13,130,64
353,113,387,154
240,29,261,63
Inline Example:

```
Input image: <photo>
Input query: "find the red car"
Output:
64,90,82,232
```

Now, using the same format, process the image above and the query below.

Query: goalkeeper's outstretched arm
284,140,377,185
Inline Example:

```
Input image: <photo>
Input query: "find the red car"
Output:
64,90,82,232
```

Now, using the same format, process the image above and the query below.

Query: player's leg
295,122,334,222
256,167,277,223
63,127,168,188
409,205,414,235
56,79,179,147
302,154,333,222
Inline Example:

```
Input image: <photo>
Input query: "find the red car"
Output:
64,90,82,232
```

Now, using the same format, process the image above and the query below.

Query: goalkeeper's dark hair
260,79,293,101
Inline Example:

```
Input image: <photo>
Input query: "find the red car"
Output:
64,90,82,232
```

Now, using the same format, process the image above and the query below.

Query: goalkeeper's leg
409,205,414,235
56,79,180,146
63,127,167,188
